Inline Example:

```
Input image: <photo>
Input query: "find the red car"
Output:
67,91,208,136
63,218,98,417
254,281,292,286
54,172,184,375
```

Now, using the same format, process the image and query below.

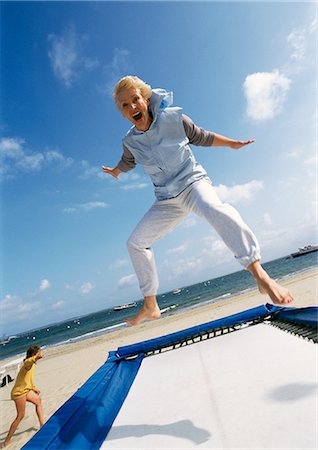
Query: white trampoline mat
103,324,317,449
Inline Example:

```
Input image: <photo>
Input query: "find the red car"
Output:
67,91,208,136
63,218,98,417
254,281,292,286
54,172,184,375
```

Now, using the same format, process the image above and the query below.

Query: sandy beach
0,269,317,449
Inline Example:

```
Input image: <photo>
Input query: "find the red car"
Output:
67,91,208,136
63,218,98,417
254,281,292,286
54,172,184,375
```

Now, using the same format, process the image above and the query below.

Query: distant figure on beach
102,76,293,326
2,346,44,448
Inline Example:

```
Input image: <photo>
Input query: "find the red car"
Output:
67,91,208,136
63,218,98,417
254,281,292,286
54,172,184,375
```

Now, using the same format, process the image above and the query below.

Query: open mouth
133,112,143,122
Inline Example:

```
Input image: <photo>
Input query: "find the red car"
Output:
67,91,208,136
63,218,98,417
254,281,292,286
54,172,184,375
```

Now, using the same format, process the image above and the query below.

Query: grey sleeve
182,114,215,147
117,145,136,172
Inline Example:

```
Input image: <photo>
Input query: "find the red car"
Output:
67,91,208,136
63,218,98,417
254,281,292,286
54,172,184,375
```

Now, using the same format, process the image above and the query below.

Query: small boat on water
113,302,137,311
173,288,182,294
288,245,318,258
160,304,178,314
0,335,18,346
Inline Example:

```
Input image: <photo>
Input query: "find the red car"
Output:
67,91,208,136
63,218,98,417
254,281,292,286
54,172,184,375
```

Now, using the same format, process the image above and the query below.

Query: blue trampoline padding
270,305,318,327
117,304,318,358
22,353,144,450
117,303,279,358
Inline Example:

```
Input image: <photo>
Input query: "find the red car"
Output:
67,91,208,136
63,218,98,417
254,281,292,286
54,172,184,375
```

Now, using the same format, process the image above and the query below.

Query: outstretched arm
212,133,255,149
182,115,254,150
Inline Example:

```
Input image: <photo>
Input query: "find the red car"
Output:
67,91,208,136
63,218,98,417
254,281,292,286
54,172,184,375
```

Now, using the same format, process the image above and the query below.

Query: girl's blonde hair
113,76,152,107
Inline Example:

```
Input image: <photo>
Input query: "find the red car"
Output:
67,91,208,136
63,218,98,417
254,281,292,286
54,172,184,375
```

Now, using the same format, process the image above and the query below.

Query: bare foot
257,278,293,305
125,305,161,326
247,261,293,305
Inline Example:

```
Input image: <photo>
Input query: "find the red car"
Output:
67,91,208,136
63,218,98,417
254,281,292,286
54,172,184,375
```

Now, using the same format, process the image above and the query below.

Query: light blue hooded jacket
123,89,209,201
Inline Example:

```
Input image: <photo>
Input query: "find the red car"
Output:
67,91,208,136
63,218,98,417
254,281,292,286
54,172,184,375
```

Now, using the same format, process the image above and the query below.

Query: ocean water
1,252,317,361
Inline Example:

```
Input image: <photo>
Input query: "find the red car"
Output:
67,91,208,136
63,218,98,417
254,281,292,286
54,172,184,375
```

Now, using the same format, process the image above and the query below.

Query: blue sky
1,1,316,335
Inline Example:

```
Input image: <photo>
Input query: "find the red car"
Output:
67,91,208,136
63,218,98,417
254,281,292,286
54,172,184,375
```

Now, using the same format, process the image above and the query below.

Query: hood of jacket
149,88,173,121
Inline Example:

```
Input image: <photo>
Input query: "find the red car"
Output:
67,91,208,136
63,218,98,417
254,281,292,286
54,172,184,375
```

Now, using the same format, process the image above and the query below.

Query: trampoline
22,303,318,449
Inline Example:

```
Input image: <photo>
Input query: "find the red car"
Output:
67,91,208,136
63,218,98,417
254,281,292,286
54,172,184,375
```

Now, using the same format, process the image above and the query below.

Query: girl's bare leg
2,396,27,447
125,295,161,326
247,260,293,305
26,391,45,427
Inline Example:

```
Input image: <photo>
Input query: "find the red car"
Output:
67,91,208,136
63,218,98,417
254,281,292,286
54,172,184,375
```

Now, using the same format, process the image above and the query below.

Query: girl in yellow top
3,346,45,448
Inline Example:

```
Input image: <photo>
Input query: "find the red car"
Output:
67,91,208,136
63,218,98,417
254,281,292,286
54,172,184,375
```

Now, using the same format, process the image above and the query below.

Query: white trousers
127,179,260,296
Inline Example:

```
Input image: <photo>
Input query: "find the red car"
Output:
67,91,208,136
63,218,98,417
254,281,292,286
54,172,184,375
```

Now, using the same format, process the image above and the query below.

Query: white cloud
286,14,317,67
110,48,130,73
120,183,149,191
166,244,188,255
63,207,77,213
202,237,231,259
110,258,129,269
243,70,291,121
303,154,317,177
129,173,142,181
287,31,306,61
263,213,273,226
0,294,21,313
214,180,264,205
79,160,102,179
0,137,42,177
118,274,137,288
283,147,303,160
120,172,141,182
52,300,65,310
0,137,73,181
79,282,94,295
30,278,51,297
169,256,203,278
162,237,233,284
100,48,131,96
82,202,107,210
18,302,41,315
304,154,317,166
16,153,45,172
0,137,24,159
0,294,41,322
39,279,50,292
48,27,77,87
48,25,98,88
244,12,315,123
210,239,227,253
258,219,316,255
279,176,298,190
46,150,73,167
63,201,108,213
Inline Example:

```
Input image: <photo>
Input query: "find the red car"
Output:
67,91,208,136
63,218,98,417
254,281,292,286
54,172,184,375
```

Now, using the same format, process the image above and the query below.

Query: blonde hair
113,76,152,107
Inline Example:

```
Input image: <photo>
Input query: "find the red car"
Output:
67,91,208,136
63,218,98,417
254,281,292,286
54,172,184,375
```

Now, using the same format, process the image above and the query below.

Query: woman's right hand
102,166,121,179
